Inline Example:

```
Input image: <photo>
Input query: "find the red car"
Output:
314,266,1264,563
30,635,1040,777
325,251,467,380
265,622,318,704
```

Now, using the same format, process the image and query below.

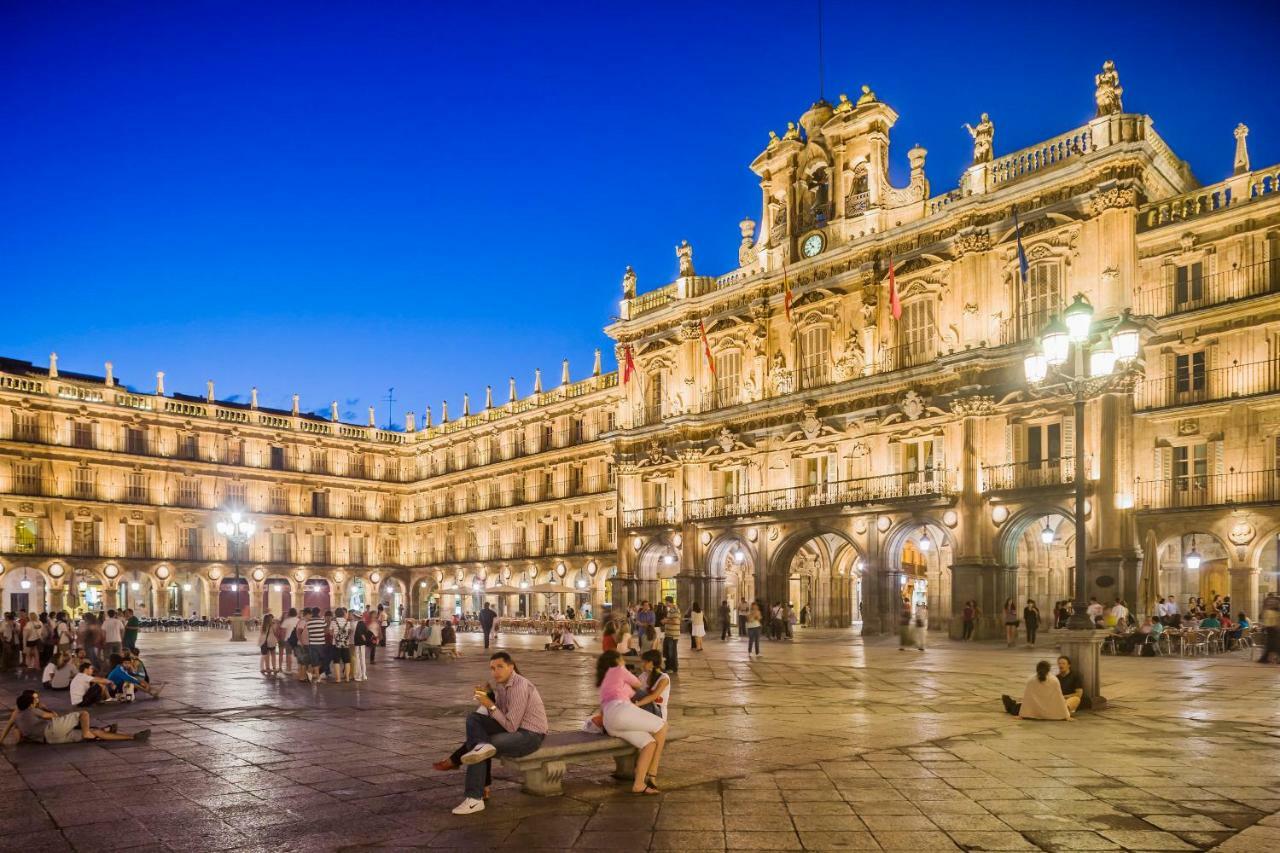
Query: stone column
1231,567,1260,619
1057,630,1110,710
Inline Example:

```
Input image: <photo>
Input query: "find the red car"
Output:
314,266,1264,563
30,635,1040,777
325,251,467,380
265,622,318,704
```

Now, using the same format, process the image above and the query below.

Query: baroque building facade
3,62,1279,635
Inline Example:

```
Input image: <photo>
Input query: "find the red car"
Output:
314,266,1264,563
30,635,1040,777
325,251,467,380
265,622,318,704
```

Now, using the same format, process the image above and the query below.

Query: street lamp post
216,510,256,642
1023,294,1140,708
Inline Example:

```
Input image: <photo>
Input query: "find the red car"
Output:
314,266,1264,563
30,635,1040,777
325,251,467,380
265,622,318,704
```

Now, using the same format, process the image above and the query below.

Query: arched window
1018,262,1062,341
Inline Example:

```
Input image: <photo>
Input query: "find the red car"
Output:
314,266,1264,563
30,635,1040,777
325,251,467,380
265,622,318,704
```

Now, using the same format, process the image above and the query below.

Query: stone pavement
1,626,1278,852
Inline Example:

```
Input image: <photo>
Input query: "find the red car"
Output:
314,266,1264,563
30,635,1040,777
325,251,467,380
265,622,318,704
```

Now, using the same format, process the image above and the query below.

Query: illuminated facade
3,62,1279,633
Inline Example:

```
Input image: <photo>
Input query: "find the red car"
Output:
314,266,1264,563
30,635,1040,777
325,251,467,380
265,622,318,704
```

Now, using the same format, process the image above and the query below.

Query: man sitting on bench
438,652,547,815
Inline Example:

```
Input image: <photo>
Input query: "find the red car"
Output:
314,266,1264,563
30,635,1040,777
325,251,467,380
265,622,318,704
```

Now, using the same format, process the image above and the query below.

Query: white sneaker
460,743,497,765
451,797,485,815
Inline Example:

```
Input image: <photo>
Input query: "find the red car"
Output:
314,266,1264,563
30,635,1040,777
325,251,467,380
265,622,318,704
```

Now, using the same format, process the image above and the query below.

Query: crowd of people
259,604,390,682
1,608,156,747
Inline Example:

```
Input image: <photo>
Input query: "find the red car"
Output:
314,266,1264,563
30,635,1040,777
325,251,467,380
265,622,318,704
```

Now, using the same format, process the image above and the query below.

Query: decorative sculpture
1094,60,1123,117
783,121,801,141
963,113,994,164
622,265,636,298
856,85,877,105
676,240,695,277
834,93,853,113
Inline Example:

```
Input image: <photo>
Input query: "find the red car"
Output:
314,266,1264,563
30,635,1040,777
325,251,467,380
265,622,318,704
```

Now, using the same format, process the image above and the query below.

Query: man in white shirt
101,610,125,659
278,608,299,674
70,662,117,707
1155,599,1169,620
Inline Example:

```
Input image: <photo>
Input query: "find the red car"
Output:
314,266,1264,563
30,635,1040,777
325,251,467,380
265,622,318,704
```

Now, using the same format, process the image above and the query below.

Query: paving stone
2,629,1278,853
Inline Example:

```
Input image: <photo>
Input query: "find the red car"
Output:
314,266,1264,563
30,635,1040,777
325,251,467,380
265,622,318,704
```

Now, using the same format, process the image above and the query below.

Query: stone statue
767,130,780,149
676,240,695,277
783,121,801,141
856,85,877,105
835,93,853,113
1094,60,1123,117
738,217,757,267
622,265,636,299
769,351,794,395
1234,123,1250,175
963,113,994,164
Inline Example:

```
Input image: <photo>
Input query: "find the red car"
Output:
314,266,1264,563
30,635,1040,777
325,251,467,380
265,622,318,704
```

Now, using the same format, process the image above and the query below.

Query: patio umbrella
1138,528,1159,618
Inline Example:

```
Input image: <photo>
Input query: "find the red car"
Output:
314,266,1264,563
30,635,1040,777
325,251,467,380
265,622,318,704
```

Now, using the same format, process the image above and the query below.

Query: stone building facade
3,63,1278,634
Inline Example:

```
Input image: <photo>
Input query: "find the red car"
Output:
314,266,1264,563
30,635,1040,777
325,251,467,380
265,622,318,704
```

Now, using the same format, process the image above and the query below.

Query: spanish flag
783,262,793,322
622,344,637,384
699,319,716,375
888,254,901,321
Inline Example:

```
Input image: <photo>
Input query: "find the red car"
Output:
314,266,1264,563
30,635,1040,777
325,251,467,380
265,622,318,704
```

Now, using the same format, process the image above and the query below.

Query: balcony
1133,259,1280,318
623,505,681,528
982,458,1076,492
1137,469,1280,510
1135,359,1280,411
684,470,953,522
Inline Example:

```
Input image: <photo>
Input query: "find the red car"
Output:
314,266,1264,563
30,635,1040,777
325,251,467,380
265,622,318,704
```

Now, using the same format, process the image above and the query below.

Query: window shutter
932,439,945,476
1210,439,1225,477
1005,422,1023,466
826,452,839,485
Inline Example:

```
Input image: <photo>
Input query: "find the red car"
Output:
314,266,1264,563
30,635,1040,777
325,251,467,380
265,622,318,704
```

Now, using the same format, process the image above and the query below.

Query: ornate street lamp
215,510,256,642
1184,536,1202,571
1023,293,1142,706
1040,521,1055,546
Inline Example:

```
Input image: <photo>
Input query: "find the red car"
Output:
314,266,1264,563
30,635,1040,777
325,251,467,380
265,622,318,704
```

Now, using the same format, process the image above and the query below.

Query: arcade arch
769,528,862,627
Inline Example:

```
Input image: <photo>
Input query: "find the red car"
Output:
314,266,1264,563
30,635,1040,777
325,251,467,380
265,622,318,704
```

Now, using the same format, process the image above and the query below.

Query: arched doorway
303,578,331,611
884,519,954,632
1155,532,1231,607
768,529,861,627
348,578,368,613
705,535,756,618
218,576,250,617
999,510,1075,608
2,565,49,613
636,537,681,608
262,577,293,617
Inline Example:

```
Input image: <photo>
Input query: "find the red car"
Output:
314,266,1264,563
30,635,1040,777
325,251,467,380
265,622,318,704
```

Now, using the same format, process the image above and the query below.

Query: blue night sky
3,1,1278,427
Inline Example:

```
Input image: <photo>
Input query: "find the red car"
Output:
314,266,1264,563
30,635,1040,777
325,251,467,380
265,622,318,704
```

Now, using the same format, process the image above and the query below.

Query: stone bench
500,729,683,796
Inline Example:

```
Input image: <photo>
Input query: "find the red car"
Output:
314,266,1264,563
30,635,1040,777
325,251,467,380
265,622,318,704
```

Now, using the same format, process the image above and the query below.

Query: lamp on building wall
1184,536,1202,571
1040,521,1055,546
20,569,31,590
215,510,257,641
732,547,746,562
917,531,932,553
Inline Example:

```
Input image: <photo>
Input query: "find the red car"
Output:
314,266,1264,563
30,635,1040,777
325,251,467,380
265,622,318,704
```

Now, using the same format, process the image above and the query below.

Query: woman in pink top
594,650,666,795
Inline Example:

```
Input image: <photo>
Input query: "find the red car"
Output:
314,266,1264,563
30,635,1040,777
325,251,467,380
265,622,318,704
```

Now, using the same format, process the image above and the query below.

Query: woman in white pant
595,650,666,795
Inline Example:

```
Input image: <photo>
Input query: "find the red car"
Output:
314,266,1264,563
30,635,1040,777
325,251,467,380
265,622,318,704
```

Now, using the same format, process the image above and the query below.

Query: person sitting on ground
559,626,581,650
70,661,120,707
1,690,147,745
396,619,417,659
442,652,548,815
42,652,76,691
106,654,164,701
544,628,565,650
600,622,618,653
1001,660,1072,720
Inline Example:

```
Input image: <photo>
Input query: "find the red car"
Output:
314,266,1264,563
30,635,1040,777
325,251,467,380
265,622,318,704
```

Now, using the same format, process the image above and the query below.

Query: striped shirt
492,672,548,735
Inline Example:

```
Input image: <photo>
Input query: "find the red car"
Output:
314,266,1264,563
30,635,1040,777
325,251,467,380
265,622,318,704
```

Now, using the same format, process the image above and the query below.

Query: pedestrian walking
718,600,731,641
660,597,680,674
961,600,977,640
1023,600,1041,646
479,603,496,649
1003,598,1019,647
689,603,705,652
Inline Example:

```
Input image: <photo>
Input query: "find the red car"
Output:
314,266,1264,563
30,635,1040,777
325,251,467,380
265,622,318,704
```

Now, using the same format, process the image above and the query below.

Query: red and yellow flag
783,262,793,322
888,255,902,321
699,319,716,375
622,344,637,384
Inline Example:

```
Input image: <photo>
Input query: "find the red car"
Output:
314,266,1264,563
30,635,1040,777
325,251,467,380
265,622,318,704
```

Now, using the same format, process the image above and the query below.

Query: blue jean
463,711,543,799
747,626,761,654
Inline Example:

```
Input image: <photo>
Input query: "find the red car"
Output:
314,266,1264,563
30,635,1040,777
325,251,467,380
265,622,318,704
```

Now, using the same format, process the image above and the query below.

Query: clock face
802,233,824,258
